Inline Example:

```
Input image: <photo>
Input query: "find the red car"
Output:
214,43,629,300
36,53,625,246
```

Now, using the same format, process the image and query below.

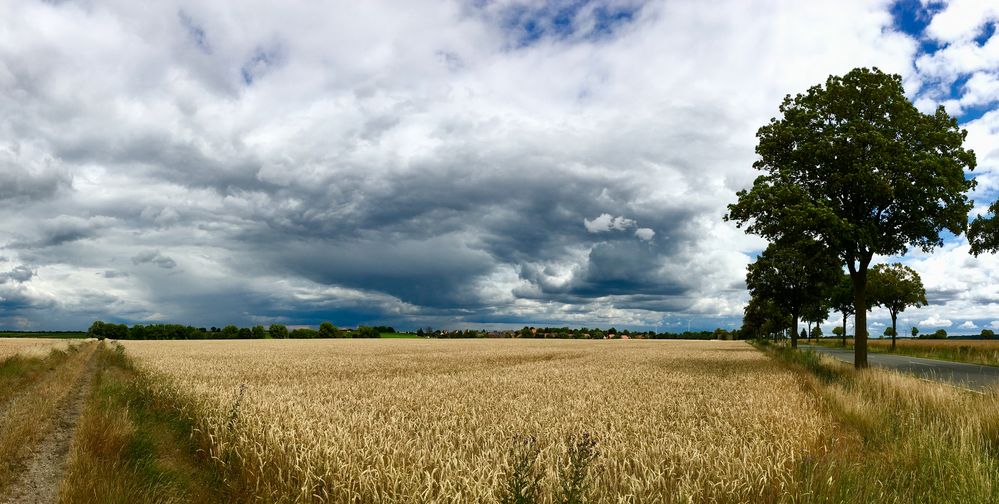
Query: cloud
919,314,953,328
959,320,978,329
634,228,655,241
131,251,177,269
584,214,637,233
0,143,71,203
0,265,34,283
0,0,969,330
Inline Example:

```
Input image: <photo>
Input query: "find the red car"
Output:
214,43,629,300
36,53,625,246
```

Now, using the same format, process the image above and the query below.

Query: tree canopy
727,67,975,367
969,201,999,256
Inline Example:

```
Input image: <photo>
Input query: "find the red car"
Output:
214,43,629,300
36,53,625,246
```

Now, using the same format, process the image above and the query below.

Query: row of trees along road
726,67,976,368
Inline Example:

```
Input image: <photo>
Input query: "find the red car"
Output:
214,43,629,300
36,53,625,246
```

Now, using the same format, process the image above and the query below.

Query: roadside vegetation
759,341,999,503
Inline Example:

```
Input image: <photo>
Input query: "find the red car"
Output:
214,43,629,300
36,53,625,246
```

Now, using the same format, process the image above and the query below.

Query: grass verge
757,341,999,503
0,342,94,492
58,343,223,503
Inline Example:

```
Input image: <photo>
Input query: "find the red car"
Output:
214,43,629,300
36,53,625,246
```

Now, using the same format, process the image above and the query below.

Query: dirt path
1,347,98,504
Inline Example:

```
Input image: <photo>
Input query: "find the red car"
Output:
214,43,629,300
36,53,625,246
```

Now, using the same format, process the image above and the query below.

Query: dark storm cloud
7,215,112,249
273,238,495,309
234,154,709,313
131,251,177,269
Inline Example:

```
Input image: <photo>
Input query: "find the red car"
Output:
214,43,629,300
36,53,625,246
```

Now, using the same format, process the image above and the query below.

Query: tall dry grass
0,338,78,359
124,339,834,503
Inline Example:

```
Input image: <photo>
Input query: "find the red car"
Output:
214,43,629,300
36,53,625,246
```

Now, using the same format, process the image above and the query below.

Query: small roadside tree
801,299,829,344
832,326,844,341
745,237,841,349
811,326,823,340
829,273,855,347
867,263,927,351
911,326,919,338
726,68,975,368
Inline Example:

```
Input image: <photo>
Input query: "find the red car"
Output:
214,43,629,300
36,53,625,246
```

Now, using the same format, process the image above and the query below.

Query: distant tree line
414,326,741,340
83,320,747,341
86,321,391,340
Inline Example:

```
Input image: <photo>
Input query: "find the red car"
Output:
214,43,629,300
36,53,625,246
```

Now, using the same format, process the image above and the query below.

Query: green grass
379,332,421,338
0,332,88,339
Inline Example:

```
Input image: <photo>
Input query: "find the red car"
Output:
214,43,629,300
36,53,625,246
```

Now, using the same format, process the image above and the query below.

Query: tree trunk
791,313,799,349
806,321,812,343
850,266,869,369
891,311,898,351
842,311,847,347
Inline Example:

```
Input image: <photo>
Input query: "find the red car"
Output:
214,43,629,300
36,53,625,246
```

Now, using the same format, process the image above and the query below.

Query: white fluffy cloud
919,314,953,328
634,228,655,241
584,214,637,233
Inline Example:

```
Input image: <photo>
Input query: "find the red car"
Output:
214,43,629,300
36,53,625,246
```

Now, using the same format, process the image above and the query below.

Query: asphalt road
800,345,999,392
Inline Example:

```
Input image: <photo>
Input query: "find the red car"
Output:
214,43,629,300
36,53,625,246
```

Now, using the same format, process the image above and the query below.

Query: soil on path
1,347,98,504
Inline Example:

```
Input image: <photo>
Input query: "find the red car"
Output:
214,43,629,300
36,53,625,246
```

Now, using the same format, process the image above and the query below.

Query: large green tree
745,237,841,349
868,263,927,350
727,67,976,368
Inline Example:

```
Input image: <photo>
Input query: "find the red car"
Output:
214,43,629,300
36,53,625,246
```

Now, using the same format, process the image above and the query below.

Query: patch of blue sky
500,0,640,48
973,21,995,47
178,11,211,54
958,103,996,123
241,47,282,86
889,0,943,54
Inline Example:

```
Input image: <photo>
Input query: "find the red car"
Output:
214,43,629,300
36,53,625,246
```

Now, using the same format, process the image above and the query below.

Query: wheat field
122,339,836,503
0,338,78,359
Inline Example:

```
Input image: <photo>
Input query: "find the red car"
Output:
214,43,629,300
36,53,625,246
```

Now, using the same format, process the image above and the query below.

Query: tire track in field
0,344,97,504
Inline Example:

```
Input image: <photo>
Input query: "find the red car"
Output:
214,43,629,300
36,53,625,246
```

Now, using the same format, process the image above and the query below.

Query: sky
0,0,998,333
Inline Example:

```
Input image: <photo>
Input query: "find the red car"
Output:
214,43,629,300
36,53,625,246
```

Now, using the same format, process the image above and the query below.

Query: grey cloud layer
2,0,986,330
